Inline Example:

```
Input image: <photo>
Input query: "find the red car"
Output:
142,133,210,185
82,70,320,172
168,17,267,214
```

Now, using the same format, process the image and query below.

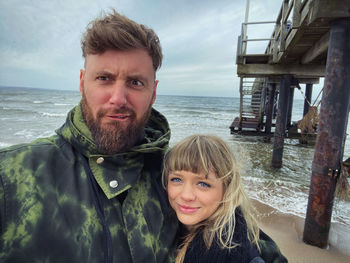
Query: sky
0,0,323,98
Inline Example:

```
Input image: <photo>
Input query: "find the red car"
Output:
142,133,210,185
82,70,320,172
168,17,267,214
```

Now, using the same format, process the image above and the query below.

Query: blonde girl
162,134,264,263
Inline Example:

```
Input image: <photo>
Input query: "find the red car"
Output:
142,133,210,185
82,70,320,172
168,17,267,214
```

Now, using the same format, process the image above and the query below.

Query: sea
1,86,350,248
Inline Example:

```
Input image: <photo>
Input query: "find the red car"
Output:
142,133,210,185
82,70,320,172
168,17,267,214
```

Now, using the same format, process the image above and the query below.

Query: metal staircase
231,77,266,132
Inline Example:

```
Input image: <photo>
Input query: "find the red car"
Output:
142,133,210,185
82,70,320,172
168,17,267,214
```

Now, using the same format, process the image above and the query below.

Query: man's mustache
97,107,136,119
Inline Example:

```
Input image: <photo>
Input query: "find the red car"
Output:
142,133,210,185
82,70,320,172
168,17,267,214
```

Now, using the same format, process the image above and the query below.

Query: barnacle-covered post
303,18,350,248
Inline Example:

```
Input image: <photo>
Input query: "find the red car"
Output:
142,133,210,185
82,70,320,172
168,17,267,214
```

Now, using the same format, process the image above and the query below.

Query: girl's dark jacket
183,210,287,263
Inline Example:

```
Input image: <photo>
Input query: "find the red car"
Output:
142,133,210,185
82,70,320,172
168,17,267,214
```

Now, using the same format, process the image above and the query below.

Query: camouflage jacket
0,104,179,263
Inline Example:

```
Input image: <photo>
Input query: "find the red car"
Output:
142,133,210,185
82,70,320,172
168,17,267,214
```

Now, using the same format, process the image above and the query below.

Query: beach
1,86,350,262
252,199,350,262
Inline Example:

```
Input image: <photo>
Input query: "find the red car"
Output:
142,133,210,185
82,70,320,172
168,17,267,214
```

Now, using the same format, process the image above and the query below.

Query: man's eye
198,182,211,188
130,79,143,87
97,76,109,81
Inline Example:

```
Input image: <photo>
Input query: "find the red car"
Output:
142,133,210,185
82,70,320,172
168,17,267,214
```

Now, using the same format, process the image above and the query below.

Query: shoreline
251,199,350,263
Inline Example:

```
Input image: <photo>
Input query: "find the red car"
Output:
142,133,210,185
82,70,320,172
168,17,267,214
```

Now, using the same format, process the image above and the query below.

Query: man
1,10,286,263
0,10,178,262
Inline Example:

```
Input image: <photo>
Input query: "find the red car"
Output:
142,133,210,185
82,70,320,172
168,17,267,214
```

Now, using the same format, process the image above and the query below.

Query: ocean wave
13,129,55,139
0,141,12,148
0,107,37,115
246,176,350,228
41,112,66,117
54,103,71,106
0,106,12,110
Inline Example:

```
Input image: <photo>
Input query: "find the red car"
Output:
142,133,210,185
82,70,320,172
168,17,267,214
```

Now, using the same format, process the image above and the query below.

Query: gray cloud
1,0,318,98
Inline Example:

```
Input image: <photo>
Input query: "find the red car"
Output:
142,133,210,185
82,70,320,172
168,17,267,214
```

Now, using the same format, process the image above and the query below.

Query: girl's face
167,170,224,227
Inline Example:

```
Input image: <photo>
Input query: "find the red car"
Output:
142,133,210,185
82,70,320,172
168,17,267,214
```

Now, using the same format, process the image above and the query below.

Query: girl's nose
180,184,196,201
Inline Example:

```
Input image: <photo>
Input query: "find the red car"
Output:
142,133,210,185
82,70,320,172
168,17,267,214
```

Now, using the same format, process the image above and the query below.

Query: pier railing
236,21,275,64
237,0,311,64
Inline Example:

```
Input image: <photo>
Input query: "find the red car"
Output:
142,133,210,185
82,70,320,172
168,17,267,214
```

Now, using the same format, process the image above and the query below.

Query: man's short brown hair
81,10,162,71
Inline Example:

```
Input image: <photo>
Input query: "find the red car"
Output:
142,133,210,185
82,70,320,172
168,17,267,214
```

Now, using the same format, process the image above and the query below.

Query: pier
231,0,350,249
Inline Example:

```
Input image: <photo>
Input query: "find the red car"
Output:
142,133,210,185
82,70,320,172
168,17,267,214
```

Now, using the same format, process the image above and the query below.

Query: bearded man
0,10,178,263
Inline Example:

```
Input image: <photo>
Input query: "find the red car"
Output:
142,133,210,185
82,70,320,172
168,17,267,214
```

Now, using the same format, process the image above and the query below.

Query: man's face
79,49,158,154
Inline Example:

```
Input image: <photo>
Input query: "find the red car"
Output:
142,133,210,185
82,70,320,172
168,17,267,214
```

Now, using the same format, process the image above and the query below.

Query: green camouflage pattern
0,103,179,262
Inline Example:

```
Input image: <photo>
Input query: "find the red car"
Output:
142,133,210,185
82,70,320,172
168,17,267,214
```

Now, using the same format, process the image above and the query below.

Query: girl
162,134,264,263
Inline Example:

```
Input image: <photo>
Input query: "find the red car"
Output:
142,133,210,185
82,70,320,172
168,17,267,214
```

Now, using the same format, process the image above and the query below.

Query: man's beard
81,93,153,155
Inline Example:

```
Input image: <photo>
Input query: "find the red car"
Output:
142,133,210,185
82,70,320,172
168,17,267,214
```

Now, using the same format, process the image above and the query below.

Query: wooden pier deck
237,0,349,77
231,0,349,136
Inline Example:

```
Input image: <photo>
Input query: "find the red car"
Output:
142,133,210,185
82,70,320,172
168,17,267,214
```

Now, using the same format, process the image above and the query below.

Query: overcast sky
0,0,322,98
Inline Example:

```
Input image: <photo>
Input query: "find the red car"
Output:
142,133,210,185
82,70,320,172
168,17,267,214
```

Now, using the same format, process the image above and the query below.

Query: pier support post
287,86,295,128
303,84,313,116
239,78,243,131
271,75,292,168
265,83,276,138
303,18,350,248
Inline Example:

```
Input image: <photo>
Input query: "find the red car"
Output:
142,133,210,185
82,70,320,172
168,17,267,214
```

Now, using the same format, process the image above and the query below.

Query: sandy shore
251,199,350,263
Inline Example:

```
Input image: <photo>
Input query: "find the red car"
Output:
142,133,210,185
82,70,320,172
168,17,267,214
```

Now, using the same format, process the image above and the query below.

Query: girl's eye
169,177,182,183
198,182,211,188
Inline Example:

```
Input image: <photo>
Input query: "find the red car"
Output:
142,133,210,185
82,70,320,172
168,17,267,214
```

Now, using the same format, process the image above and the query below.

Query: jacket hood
56,103,171,157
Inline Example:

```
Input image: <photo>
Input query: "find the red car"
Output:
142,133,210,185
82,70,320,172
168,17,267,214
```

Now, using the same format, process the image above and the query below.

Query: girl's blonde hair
162,134,260,263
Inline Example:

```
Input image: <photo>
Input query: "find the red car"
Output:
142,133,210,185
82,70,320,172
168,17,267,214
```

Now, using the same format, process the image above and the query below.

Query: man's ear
79,69,85,95
152,80,158,104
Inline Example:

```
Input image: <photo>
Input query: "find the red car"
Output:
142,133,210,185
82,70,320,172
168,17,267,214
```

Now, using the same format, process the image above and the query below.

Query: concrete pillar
303,18,350,248
271,75,292,168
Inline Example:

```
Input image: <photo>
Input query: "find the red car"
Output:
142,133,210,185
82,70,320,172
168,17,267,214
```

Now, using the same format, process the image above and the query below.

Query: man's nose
109,83,127,106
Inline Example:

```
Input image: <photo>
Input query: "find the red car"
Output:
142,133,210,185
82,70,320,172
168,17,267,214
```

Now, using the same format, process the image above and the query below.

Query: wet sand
251,199,350,263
